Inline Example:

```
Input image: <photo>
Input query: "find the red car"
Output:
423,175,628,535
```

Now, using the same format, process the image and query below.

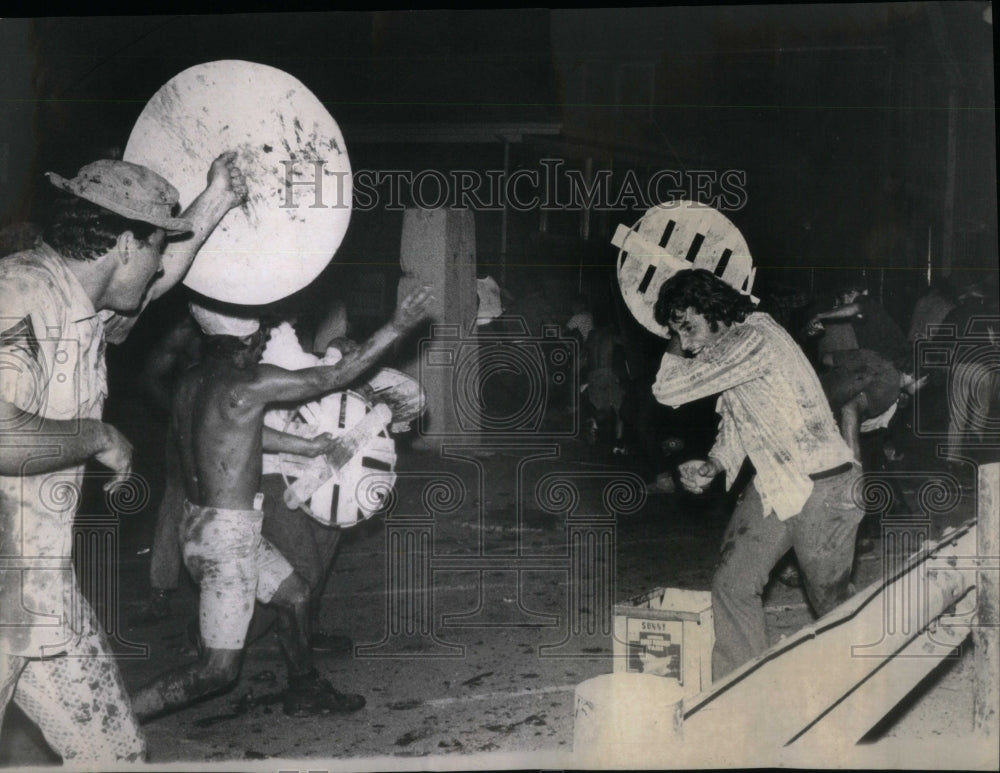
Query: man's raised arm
143,152,248,306
244,287,433,407
807,302,863,335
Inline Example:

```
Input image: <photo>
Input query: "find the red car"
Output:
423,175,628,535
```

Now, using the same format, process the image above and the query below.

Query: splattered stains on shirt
653,312,853,520
0,244,133,657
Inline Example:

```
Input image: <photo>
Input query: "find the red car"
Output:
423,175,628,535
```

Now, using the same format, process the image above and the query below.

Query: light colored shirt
566,311,594,342
313,303,349,354
476,276,503,326
259,322,344,474
652,312,853,520
0,244,132,656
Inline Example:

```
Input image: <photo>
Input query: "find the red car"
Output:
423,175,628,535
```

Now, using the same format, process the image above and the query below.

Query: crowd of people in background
552,268,997,677
127,261,998,706
563,269,999,497
3,149,997,761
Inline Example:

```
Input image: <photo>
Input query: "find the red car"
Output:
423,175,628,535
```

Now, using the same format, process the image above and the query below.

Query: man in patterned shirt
0,154,245,763
652,269,863,678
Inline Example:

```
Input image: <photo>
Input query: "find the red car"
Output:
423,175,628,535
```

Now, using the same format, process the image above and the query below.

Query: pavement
1,397,996,770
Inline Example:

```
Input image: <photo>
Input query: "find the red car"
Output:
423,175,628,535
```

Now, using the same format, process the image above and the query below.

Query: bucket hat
46,160,193,234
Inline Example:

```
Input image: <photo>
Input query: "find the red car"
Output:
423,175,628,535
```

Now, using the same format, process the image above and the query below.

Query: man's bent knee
805,569,855,618
712,546,775,601
712,564,764,604
270,571,309,608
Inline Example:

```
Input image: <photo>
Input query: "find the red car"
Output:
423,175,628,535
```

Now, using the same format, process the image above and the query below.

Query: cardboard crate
613,587,714,698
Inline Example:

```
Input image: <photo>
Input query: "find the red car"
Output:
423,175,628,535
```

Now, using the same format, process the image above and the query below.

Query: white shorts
180,499,294,650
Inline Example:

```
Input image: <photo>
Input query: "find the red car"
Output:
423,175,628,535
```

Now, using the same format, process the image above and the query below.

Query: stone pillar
397,208,478,448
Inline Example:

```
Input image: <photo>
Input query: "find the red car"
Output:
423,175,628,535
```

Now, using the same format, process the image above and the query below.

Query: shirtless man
134,313,204,623
131,287,432,720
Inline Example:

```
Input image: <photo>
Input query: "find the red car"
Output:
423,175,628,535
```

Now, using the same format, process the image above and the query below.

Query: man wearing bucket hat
0,153,245,763
131,288,431,721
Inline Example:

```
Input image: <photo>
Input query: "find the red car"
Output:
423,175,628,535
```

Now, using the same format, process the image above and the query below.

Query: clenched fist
94,422,134,492
391,286,434,333
207,150,248,209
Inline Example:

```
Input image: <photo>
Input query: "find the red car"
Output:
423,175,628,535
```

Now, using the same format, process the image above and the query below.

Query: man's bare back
173,347,270,510
173,287,433,512
133,287,432,724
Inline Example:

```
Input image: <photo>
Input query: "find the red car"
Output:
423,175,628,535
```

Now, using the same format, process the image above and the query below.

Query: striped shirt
652,312,853,520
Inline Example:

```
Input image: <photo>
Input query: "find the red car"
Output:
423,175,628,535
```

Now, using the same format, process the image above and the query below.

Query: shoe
311,631,353,654
130,589,173,625
283,672,366,716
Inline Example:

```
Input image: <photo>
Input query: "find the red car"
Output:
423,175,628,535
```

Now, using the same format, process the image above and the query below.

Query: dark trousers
149,438,184,591
259,473,342,620
243,474,344,643
711,469,864,679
